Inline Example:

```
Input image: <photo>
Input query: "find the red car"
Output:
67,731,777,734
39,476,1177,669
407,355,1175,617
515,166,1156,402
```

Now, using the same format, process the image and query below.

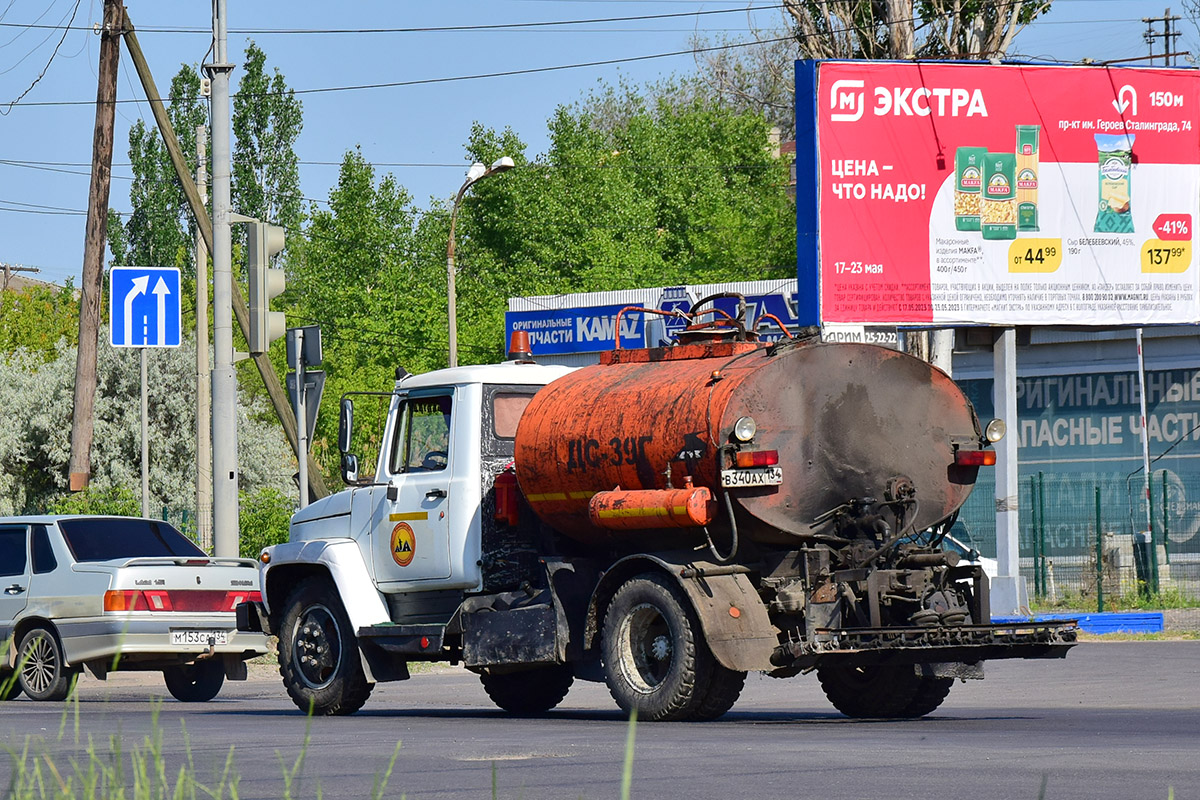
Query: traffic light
247,221,286,354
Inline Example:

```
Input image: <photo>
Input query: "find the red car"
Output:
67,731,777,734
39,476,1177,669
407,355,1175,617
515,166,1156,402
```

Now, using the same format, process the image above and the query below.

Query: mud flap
674,569,777,672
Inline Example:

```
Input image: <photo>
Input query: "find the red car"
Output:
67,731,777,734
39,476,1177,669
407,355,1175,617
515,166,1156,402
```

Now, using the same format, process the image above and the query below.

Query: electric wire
0,5,788,35
0,0,82,113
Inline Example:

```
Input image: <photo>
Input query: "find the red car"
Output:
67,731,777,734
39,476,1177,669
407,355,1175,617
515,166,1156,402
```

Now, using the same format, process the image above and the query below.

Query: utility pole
1145,9,1182,66
206,0,239,557
68,0,122,493
195,125,213,552
0,263,40,292
120,8,330,505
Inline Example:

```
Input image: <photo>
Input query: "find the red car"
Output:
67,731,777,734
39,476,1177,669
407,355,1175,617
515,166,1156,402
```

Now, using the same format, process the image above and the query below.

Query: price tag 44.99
1009,238,1063,273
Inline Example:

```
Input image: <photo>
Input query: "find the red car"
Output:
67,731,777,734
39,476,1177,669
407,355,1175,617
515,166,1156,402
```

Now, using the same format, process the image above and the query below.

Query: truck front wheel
480,665,574,714
277,577,374,715
602,573,744,721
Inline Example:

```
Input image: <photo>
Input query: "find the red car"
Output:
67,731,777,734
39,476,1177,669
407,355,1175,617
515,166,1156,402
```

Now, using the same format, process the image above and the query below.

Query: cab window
493,392,533,440
389,395,452,474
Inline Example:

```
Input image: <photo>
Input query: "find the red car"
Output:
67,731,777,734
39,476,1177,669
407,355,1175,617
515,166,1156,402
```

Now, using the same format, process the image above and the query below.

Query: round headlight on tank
732,416,757,443
985,418,1006,443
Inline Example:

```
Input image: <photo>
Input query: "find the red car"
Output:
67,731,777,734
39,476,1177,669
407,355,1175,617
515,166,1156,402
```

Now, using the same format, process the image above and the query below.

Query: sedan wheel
18,628,78,701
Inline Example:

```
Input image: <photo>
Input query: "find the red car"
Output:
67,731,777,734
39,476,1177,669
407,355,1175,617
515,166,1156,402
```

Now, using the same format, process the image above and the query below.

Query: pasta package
982,152,1017,240
954,146,987,231
1095,133,1135,233
1016,125,1040,231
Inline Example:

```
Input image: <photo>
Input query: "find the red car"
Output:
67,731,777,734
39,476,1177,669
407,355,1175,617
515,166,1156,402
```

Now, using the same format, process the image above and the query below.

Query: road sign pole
207,0,239,557
296,328,309,510
141,347,149,518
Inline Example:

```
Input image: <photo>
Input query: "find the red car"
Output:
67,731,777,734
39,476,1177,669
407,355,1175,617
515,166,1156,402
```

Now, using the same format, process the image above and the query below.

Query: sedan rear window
58,518,205,562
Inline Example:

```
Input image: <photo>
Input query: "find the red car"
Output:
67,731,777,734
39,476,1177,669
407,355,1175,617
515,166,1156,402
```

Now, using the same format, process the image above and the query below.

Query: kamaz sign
505,304,646,355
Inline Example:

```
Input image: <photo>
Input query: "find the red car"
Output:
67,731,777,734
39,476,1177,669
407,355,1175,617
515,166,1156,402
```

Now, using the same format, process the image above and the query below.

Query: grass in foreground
2,694,637,800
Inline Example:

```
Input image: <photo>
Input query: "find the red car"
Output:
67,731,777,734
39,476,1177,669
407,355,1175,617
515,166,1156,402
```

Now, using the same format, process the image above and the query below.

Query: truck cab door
370,391,454,586
0,525,31,643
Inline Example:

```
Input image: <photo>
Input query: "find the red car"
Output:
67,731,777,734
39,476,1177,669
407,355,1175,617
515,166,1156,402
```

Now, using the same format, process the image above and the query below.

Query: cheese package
1094,133,1135,234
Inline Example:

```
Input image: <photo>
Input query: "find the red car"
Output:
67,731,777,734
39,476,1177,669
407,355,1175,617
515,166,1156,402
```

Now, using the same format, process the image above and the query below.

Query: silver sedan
1,516,269,702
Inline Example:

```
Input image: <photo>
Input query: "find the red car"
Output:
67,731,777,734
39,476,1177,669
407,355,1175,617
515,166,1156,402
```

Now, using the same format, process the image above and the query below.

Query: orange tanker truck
238,294,1076,720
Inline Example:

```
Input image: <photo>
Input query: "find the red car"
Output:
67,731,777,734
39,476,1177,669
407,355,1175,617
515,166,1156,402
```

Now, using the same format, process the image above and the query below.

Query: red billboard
797,61,1200,326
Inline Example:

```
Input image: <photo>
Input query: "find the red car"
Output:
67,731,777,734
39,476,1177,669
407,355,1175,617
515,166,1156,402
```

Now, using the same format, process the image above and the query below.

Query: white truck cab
288,362,572,594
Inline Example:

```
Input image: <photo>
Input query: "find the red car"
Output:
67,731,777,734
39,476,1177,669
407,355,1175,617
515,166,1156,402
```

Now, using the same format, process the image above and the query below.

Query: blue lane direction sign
110,267,182,348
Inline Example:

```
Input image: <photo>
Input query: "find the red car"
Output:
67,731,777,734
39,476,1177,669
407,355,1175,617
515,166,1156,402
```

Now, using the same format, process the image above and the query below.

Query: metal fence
959,471,1200,609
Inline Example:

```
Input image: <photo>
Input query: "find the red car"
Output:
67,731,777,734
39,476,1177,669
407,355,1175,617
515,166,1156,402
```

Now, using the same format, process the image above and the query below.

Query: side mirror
338,398,354,454
340,454,359,485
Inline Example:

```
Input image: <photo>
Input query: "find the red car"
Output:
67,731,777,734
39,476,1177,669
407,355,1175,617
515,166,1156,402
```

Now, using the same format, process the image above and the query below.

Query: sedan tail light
104,589,261,613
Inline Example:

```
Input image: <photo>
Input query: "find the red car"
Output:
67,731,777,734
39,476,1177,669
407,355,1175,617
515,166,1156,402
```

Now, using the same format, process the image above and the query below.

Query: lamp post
447,156,514,368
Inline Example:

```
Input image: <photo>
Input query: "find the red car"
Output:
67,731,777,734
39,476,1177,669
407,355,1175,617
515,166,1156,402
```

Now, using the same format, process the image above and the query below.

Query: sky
0,0,1196,287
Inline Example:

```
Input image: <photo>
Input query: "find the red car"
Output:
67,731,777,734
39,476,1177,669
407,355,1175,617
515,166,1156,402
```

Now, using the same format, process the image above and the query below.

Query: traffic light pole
120,6,331,551
296,328,309,510
207,0,239,558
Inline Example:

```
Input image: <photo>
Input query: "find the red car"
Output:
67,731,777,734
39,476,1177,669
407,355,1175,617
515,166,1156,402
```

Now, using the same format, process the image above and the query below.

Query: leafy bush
239,486,295,558
44,483,141,516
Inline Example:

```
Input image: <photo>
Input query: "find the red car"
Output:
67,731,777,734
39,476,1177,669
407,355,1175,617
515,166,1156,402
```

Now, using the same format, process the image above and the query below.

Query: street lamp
447,156,514,367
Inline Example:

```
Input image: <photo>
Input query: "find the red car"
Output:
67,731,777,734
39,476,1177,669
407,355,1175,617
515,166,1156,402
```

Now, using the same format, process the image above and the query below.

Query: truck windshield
58,518,206,562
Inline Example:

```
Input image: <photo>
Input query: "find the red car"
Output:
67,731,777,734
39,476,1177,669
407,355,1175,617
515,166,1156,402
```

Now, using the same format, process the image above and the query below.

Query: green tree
238,486,294,558
0,336,295,517
109,43,303,273
108,65,207,273
0,283,79,359
287,148,430,481
232,40,304,246
450,96,796,363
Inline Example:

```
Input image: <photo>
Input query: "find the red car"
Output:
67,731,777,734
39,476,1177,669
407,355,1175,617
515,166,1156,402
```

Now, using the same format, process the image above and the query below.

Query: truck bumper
771,619,1079,671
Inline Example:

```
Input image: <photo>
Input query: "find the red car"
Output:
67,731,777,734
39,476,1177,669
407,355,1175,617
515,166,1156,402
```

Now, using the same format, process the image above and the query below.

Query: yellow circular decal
390,522,415,567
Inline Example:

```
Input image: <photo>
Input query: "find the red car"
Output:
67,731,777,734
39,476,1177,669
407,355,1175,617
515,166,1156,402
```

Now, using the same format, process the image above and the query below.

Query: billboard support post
992,327,1028,615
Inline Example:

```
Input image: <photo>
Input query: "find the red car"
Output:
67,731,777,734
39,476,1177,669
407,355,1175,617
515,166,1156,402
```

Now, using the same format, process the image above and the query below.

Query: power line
7,33,801,107
0,0,82,113
0,4,787,35
0,0,1134,111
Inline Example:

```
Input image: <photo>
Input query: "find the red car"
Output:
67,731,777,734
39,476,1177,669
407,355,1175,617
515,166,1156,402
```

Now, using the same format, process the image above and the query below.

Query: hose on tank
703,490,740,564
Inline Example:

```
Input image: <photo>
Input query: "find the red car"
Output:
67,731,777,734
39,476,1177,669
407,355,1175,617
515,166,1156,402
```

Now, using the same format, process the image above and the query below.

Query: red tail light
104,589,261,613
955,449,997,466
103,590,147,611
735,449,779,468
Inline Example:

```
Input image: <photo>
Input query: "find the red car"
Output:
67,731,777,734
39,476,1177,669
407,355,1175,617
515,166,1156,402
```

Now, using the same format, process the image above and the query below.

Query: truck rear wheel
163,661,225,702
602,573,743,721
899,675,954,717
277,577,374,716
817,664,952,718
480,665,574,714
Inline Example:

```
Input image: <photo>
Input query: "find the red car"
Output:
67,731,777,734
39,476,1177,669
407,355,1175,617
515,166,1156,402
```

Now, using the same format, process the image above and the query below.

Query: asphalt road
2,641,1197,800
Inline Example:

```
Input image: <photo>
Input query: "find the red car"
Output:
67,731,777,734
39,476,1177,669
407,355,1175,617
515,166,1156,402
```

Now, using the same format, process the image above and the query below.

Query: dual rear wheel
473,572,746,722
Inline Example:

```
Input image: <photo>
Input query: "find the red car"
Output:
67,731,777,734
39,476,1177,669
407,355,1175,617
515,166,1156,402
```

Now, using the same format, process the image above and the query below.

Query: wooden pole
68,0,123,492
121,9,328,499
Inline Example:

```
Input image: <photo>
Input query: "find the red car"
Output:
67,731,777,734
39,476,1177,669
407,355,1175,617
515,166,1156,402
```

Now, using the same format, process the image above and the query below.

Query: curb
992,611,1164,634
